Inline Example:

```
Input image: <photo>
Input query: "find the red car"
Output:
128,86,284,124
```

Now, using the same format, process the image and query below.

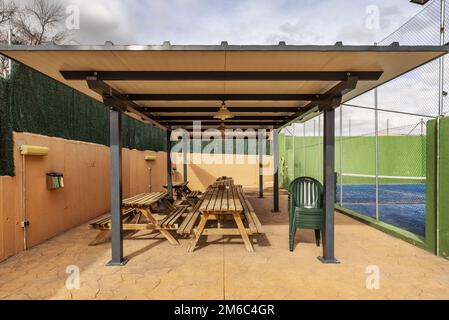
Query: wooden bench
236,186,265,235
88,209,138,246
177,193,205,235
89,192,189,246
159,206,188,230
186,190,201,199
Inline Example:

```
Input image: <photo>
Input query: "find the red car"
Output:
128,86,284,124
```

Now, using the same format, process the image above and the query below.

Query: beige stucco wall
172,153,274,191
0,132,274,262
0,132,167,262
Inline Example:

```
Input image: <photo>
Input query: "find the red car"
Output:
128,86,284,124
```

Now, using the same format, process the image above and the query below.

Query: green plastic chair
289,177,324,252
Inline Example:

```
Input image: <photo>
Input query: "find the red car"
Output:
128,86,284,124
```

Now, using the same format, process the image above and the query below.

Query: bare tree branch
14,0,68,45
0,0,15,25
0,0,71,76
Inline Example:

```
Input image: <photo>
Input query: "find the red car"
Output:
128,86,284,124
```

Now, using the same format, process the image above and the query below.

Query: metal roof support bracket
85,77,166,130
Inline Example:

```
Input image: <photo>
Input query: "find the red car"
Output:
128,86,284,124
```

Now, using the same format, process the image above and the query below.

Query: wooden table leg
159,229,179,245
188,213,209,253
140,208,179,245
233,212,254,253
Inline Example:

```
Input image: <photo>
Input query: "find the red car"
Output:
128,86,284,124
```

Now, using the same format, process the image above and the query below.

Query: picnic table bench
187,178,265,253
236,185,265,235
89,192,187,246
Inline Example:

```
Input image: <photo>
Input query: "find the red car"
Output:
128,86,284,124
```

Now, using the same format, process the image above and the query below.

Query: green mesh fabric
0,76,13,176
0,63,166,177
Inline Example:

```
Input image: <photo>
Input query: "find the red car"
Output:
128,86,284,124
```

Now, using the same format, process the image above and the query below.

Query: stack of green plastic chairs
288,177,324,252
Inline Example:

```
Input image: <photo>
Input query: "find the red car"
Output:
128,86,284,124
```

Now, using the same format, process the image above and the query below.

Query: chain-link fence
280,0,447,238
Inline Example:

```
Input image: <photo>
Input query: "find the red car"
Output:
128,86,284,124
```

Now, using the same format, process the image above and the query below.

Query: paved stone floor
1,191,449,300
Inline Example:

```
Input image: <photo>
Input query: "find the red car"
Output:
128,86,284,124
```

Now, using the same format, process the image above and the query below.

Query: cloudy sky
16,0,446,136
59,0,426,46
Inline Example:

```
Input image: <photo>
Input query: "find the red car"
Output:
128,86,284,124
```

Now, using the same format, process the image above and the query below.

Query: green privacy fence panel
279,134,426,189
0,76,13,176
0,64,166,177
426,117,449,258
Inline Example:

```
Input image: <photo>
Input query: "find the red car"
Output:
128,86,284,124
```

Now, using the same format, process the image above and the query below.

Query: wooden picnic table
188,178,255,253
90,192,187,246
163,181,189,200
163,181,202,206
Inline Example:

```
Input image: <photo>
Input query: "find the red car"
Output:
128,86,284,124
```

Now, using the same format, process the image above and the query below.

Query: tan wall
173,153,274,191
0,133,273,262
0,132,167,262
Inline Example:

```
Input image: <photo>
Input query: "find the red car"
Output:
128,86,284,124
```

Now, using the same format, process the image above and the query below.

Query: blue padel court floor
337,184,425,237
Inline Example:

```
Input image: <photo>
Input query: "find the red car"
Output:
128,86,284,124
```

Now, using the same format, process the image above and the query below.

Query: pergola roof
1,42,447,130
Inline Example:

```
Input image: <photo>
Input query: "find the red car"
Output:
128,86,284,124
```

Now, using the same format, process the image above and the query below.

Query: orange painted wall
0,133,273,262
0,132,167,262
172,153,274,191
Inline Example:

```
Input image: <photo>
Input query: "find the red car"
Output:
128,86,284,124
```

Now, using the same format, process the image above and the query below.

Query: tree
0,0,17,76
14,0,68,45
0,0,70,76
0,0,15,26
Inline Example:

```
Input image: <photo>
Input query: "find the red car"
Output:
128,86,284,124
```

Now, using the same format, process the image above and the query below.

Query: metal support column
273,129,280,212
107,108,127,266
183,131,188,183
166,130,173,200
318,107,339,264
258,129,265,198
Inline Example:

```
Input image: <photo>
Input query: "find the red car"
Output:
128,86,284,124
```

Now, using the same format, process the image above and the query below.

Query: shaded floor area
0,190,448,300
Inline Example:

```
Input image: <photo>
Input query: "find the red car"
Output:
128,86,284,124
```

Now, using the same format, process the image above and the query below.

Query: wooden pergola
1,42,447,265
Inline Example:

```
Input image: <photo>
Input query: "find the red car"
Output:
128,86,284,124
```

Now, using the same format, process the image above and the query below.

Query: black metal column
318,107,340,264
183,132,188,183
272,129,280,212
166,130,173,200
258,130,264,198
107,108,127,266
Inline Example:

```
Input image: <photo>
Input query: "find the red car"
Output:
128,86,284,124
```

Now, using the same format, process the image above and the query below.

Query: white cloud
13,0,443,135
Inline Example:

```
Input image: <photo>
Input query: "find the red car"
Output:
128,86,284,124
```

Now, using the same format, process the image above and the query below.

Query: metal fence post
292,124,296,180
318,115,321,181
303,123,307,176
339,105,343,206
283,129,286,187
375,87,380,221
436,0,446,256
